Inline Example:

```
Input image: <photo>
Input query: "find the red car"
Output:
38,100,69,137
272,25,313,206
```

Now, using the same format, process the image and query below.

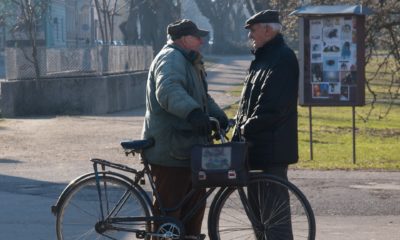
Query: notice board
293,6,368,106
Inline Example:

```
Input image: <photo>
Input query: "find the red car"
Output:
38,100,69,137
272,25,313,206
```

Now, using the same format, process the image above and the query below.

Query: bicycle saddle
120,138,155,151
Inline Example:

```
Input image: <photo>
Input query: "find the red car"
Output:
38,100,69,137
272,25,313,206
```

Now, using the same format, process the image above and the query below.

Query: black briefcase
190,142,249,188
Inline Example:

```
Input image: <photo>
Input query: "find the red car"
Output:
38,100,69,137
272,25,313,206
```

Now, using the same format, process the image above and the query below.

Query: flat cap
245,10,281,29
167,19,209,39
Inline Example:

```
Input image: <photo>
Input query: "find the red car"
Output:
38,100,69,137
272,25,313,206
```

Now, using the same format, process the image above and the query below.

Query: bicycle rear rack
91,158,138,174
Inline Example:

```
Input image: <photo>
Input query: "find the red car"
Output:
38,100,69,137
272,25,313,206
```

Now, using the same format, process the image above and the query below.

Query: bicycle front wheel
56,175,151,240
209,174,315,240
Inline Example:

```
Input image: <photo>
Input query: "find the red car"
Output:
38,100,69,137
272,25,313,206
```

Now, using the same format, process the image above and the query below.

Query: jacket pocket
169,129,201,160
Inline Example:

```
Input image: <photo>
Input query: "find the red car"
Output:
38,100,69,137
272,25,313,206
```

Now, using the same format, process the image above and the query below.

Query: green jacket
141,44,226,167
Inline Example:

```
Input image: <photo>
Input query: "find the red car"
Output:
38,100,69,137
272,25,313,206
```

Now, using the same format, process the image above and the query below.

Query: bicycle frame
90,156,220,237
86,118,260,236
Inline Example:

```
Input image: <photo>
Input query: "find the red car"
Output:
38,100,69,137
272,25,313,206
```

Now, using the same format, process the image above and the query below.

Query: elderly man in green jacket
141,19,228,239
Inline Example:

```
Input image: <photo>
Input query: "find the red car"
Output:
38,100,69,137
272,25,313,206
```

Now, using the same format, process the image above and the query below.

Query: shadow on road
0,174,67,199
0,107,146,120
0,158,23,164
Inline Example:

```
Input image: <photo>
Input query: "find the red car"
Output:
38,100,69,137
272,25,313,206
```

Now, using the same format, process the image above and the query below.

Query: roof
290,5,374,16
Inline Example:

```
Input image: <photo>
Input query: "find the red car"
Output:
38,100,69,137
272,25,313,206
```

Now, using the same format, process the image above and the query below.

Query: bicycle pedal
135,230,146,239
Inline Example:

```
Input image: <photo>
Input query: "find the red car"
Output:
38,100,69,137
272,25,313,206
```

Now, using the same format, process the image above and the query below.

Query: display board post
309,106,313,161
352,106,356,164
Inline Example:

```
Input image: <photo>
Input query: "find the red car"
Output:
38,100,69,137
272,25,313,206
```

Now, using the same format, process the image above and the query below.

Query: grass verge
224,100,400,170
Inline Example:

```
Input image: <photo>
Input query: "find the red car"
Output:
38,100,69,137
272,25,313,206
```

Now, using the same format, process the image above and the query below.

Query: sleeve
243,52,299,135
154,54,201,119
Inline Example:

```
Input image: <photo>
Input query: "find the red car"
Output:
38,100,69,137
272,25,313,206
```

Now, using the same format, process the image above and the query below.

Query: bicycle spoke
210,174,315,240
101,233,118,240
69,228,96,240
68,201,100,220
217,227,256,239
56,176,150,240
105,190,131,218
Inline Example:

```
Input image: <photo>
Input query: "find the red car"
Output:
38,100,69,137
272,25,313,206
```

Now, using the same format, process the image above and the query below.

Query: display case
292,5,372,106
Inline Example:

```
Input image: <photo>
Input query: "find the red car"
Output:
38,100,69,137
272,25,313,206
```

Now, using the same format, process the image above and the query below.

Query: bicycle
51,118,316,240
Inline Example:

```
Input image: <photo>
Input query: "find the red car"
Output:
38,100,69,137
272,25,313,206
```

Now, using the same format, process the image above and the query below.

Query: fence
5,45,153,80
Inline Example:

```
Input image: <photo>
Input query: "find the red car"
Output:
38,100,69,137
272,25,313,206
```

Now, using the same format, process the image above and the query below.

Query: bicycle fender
51,172,96,215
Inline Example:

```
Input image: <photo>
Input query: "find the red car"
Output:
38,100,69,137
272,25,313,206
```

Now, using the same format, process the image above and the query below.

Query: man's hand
216,114,229,130
187,109,211,136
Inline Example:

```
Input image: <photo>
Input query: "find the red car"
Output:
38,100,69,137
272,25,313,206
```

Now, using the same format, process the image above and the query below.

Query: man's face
248,23,270,49
182,35,204,52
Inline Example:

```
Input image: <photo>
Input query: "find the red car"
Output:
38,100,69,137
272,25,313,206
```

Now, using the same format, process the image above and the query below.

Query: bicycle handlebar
209,117,235,143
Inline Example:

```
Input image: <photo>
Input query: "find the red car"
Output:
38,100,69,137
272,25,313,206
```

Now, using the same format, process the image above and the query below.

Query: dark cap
167,19,209,39
245,10,280,29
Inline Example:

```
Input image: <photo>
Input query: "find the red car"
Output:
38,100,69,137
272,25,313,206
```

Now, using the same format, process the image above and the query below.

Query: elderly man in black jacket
234,10,299,239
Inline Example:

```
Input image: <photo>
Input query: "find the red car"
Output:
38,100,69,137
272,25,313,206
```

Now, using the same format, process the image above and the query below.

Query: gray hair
167,34,174,44
260,23,282,32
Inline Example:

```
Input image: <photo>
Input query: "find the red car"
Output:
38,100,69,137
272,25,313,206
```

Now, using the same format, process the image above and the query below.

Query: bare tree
119,0,141,44
195,0,248,54
148,0,181,53
245,0,267,14
94,0,130,44
119,0,181,54
361,0,400,120
8,0,50,79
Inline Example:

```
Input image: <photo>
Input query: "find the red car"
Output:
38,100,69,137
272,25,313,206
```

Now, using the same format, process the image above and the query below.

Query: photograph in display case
329,83,341,94
311,63,323,82
312,83,330,98
323,71,339,82
340,86,350,101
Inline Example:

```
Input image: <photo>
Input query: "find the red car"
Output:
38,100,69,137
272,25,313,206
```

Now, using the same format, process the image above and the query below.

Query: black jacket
235,34,299,168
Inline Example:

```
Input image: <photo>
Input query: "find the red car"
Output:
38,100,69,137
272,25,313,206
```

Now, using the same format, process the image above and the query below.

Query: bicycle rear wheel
56,175,151,240
209,174,315,240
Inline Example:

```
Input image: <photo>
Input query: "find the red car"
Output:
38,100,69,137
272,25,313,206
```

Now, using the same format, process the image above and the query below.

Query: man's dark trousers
151,164,206,238
247,165,294,240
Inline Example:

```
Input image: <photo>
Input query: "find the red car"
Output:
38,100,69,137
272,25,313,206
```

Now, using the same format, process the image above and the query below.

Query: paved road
0,55,399,239
0,54,5,79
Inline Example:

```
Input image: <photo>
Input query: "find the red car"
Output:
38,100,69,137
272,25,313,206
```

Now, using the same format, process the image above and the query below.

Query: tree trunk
119,0,139,44
211,18,228,54
101,0,109,42
195,0,248,54
31,38,41,79
94,0,106,40
27,1,41,79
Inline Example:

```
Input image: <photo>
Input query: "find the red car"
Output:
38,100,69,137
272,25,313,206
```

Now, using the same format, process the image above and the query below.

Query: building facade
46,0,67,47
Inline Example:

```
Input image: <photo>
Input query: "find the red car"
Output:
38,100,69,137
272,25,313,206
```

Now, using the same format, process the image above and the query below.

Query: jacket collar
167,43,202,64
168,43,188,54
252,33,285,57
